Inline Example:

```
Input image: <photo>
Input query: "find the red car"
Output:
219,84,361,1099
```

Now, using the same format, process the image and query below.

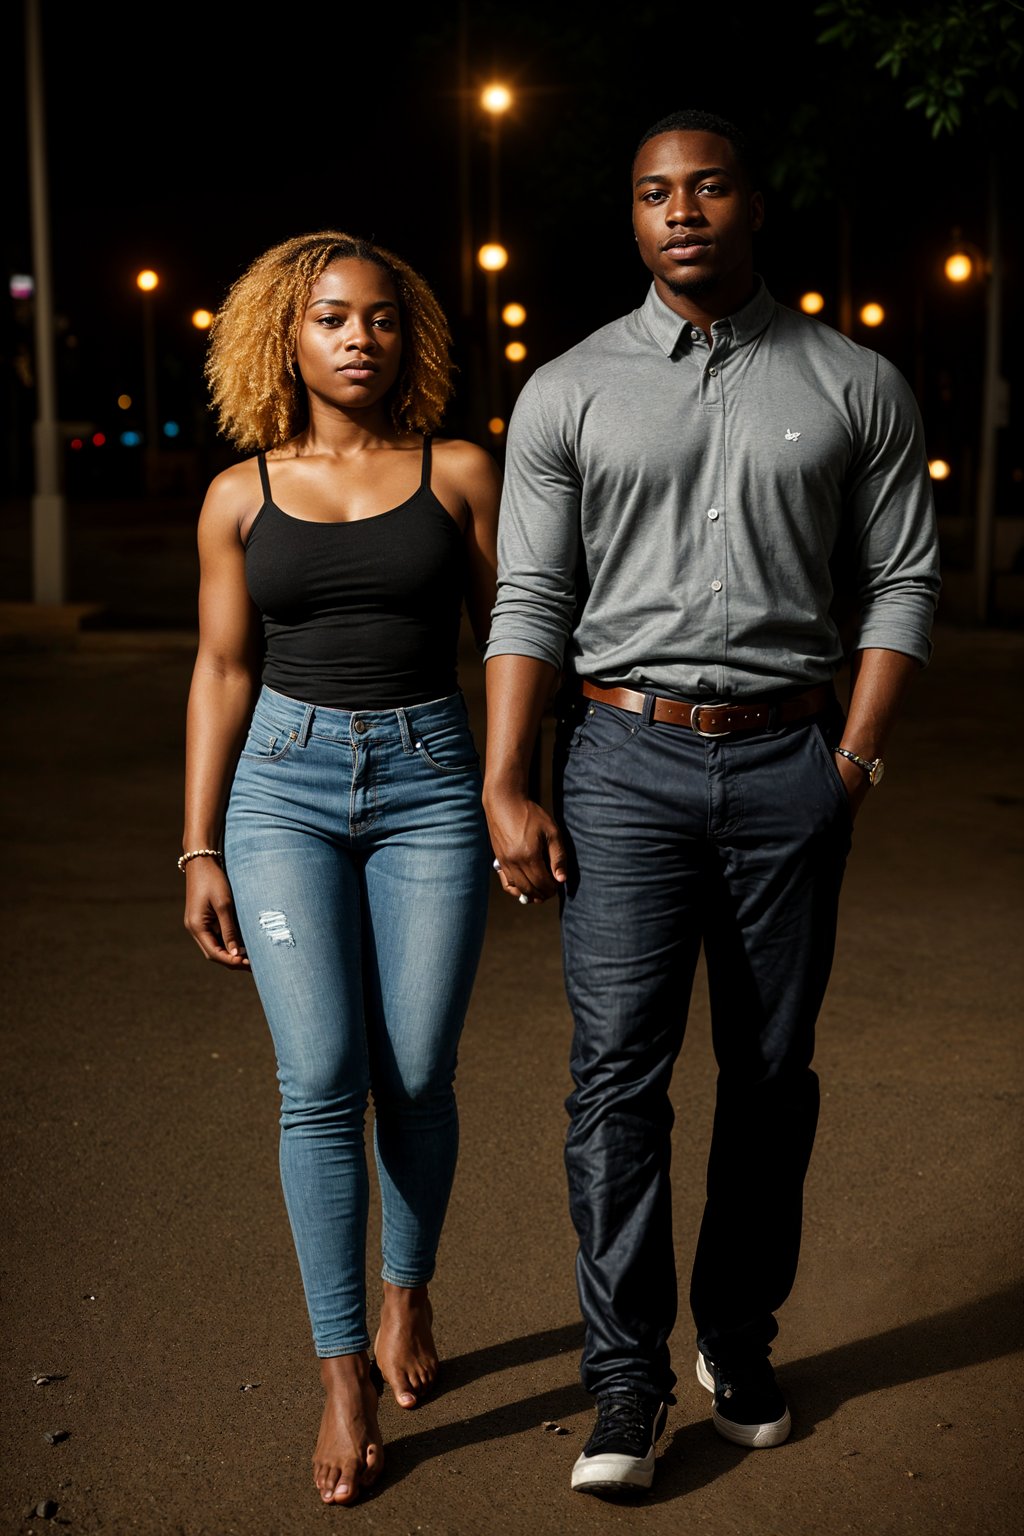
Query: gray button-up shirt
485,279,941,698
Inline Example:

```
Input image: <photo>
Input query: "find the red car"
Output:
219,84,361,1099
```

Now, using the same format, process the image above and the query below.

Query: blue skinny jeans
554,690,853,1401
224,686,490,1358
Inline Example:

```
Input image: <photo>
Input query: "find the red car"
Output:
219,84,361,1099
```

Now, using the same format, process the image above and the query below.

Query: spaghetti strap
420,434,433,491
256,450,272,502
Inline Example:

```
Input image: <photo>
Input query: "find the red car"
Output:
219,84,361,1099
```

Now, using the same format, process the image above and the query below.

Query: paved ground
1,540,1022,1535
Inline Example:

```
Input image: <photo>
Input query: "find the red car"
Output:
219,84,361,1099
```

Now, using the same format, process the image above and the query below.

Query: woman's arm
434,439,501,649
182,463,263,968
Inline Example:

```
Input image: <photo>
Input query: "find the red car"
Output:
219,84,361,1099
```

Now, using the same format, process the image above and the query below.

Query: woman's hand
183,858,250,969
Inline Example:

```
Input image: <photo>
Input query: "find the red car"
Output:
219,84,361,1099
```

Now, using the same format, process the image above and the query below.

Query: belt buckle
689,704,732,738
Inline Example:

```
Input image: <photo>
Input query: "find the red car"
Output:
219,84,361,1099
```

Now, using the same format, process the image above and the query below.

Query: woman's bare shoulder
198,455,265,531
432,436,502,491
432,435,497,468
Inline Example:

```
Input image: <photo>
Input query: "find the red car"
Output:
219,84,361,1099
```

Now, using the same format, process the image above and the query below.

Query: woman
181,231,500,1506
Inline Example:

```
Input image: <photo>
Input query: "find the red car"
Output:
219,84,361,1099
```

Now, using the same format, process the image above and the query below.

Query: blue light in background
162,421,180,439
120,430,143,447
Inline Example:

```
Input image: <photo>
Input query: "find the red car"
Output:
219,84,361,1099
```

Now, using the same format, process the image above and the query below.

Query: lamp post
477,241,508,437
136,269,160,493
942,209,1003,625
479,84,513,434
25,0,65,604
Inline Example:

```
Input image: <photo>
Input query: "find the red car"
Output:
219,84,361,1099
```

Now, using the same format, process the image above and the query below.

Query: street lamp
478,84,514,433
478,242,509,431
942,223,1003,624
136,268,160,490
480,81,512,243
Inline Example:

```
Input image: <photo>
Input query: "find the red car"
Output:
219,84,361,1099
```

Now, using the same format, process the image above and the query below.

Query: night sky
2,0,1019,495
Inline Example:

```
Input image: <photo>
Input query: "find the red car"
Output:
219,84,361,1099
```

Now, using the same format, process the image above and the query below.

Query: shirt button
707,507,719,521
711,579,723,592
690,329,700,341
708,366,718,376
353,719,368,734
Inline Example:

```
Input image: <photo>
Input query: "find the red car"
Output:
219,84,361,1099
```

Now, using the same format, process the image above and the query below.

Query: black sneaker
697,1351,791,1448
570,1389,669,1495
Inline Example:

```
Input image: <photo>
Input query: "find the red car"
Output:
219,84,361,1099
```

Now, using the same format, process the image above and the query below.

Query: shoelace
595,1392,654,1438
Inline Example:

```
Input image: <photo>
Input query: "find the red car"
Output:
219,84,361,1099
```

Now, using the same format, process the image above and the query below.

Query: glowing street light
478,242,508,272
799,291,825,315
944,252,974,284
505,341,527,362
943,230,985,287
191,308,214,330
502,302,527,326
481,82,513,115
929,459,952,481
859,302,885,328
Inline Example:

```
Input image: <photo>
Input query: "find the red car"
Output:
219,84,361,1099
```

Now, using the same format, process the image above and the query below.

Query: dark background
1,0,1021,531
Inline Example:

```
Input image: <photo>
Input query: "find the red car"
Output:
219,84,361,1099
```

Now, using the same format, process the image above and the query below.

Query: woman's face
295,257,403,414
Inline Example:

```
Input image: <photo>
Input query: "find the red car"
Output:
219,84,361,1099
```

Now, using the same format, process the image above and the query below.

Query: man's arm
483,654,568,901
482,370,582,902
834,646,921,815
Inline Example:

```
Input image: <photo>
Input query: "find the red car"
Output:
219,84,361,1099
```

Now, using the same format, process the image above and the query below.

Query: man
482,108,940,1498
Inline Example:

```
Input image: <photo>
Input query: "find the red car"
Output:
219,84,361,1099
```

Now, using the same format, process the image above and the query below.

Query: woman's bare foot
312,1352,384,1505
373,1282,438,1409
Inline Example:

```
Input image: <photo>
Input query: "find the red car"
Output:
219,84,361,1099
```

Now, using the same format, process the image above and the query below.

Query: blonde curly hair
204,231,455,452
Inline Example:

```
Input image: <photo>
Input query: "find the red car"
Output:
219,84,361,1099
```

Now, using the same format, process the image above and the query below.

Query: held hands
484,789,569,904
183,858,250,968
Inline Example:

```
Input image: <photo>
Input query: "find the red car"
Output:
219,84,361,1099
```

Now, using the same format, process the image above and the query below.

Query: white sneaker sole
696,1352,792,1449
571,1446,656,1493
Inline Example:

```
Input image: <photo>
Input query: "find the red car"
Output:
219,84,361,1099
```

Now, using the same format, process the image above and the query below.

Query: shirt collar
639,275,775,356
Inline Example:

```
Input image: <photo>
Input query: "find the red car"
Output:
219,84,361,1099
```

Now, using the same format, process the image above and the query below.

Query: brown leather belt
580,680,833,737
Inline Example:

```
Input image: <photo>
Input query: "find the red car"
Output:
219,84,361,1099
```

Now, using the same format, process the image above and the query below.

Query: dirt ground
1,614,1022,1536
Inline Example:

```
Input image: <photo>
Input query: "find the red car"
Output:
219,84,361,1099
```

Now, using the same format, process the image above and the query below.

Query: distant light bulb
478,243,508,272
859,302,884,328
136,269,159,292
944,252,974,283
799,291,825,315
481,84,512,113
929,459,952,481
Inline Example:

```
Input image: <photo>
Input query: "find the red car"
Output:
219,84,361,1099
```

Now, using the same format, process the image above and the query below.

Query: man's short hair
633,109,758,189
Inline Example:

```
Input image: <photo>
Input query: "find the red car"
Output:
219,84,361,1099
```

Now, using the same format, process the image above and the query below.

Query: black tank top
245,436,466,708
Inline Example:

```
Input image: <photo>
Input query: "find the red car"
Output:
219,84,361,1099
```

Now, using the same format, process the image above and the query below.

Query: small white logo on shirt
785,429,801,441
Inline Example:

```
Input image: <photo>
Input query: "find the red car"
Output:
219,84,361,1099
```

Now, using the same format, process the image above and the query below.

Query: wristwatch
835,747,885,786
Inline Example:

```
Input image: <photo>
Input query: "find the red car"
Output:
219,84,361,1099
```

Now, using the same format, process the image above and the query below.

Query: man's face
631,130,764,315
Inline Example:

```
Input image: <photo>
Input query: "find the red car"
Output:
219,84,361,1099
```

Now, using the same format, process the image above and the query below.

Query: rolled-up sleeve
483,372,582,670
846,357,942,665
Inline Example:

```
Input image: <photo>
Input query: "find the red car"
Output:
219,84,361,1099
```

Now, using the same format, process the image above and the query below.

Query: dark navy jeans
554,689,852,1401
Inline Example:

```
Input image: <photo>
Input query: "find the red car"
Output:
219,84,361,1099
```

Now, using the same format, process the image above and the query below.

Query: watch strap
835,746,883,785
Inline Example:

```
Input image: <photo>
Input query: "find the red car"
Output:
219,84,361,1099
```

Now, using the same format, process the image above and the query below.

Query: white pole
26,0,65,605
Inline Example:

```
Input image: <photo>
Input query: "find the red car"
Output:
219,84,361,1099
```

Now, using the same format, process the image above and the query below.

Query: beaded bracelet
177,848,223,873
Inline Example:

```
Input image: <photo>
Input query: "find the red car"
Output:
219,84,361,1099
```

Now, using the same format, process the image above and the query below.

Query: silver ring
518,894,529,906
